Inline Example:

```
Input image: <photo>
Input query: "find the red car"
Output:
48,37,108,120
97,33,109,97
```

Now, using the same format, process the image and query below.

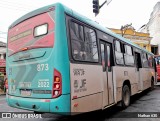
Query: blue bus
6,3,156,114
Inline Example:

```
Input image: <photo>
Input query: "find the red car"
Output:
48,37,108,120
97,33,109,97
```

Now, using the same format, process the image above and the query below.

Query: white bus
7,3,156,114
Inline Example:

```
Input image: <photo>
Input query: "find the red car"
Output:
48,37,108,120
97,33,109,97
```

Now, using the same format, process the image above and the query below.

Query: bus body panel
157,65,160,81
112,66,138,102
140,68,152,90
7,4,71,113
70,63,103,112
7,10,55,98
7,94,70,113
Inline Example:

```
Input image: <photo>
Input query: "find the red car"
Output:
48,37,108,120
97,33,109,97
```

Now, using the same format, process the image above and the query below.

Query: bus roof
9,3,153,55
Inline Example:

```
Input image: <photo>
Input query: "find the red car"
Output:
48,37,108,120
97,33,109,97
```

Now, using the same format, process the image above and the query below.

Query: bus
154,55,160,81
6,3,156,114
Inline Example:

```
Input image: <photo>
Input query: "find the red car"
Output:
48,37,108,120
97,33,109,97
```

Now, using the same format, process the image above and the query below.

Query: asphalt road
1,84,160,121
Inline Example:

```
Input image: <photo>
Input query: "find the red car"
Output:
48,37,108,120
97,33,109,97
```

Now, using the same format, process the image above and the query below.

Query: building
109,26,152,52
140,2,160,55
0,41,6,94
0,41,6,76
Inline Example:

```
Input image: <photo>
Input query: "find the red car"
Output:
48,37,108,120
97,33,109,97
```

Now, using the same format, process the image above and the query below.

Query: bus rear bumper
6,94,70,114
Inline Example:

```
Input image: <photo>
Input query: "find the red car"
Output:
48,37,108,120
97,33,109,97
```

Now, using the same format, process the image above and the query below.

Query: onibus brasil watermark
1,112,42,119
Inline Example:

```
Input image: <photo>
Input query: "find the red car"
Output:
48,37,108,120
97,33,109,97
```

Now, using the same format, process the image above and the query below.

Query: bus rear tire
34,111,44,114
121,85,131,108
150,79,154,90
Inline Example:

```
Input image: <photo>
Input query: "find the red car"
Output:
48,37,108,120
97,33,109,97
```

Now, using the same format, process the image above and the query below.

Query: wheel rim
124,88,130,105
151,80,154,89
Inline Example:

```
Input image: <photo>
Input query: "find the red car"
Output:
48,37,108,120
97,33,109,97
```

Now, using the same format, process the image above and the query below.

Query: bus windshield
8,10,55,56
155,56,160,65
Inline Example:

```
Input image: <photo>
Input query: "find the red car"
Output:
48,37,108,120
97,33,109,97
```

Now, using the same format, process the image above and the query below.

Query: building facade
140,2,160,55
109,26,152,52
0,41,6,94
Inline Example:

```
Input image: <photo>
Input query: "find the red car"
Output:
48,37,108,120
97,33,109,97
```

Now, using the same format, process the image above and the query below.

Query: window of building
4,54,6,60
143,45,147,49
70,21,98,62
151,46,158,55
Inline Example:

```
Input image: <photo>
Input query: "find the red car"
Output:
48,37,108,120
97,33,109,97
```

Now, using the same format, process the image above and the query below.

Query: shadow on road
45,87,157,121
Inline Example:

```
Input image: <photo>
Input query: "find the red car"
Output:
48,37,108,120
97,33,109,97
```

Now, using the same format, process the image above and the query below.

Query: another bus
154,55,160,81
6,3,156,114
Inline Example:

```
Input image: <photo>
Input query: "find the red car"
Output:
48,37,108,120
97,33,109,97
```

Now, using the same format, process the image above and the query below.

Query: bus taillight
52,69,62,98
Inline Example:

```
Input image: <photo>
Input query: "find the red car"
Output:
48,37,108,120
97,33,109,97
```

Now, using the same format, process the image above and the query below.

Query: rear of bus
155,55,160,81
6,3,71,114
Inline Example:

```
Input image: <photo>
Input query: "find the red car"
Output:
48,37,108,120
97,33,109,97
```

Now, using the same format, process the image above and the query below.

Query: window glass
125,45,132,55
124,45,134,66
101,44,105,68
70,22,98,62
115,41,121,52
142,53,149,67
84,27,98,62
115,40,124,65
148,54,153,68
107,46,110,67
70,22,84,60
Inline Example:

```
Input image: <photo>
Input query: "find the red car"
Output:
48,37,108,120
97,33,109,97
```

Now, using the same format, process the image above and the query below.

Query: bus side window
148,54,153,68
70,22,84,60
84,27,99,62
114,40,124,65
142,53,149,68
101,44,106,71
107,45,111,71
70,21,99,62
124,45,134,66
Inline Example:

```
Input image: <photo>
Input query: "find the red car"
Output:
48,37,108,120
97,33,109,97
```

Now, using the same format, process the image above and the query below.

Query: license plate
21,90,31,96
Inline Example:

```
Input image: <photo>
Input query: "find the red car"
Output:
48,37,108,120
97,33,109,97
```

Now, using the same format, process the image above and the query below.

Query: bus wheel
122,85,130,108
150,79,154,90
34,111,44,114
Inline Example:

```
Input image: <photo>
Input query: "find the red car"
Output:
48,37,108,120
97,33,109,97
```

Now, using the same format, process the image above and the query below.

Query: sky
0,0,160,43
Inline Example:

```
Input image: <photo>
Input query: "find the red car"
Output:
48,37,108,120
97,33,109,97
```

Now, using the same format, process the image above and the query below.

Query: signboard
0,67,6,75
0,59,6,67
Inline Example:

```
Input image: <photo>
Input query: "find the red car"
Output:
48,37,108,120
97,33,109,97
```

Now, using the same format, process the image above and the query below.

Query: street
1,84,160,121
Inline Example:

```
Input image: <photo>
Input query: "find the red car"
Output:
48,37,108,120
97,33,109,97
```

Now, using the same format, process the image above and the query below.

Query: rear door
100,41,114,106
135,52,142,91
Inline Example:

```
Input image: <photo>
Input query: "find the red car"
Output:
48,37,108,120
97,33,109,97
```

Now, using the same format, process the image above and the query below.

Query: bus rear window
34,23,48,37
8,10,55,56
